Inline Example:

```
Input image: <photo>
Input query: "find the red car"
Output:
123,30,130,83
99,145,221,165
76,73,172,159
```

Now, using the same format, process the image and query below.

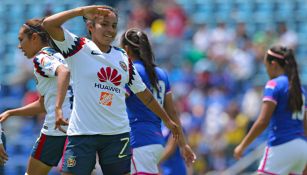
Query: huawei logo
97,67,122,86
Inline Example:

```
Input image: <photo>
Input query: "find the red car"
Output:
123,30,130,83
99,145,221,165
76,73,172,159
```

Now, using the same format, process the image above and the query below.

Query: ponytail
283,49,303,112
268,46,303,112
121,29,159,91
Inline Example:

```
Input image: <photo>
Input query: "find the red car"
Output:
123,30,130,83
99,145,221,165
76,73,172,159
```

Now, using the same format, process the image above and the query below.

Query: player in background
159,126,188,175
234,46,307,174
0,18,72,175
120,28,195,175
0,123,7,174
43,5,181,175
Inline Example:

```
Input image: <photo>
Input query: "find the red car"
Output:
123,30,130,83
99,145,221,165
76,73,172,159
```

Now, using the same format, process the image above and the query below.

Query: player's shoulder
112,46,127,56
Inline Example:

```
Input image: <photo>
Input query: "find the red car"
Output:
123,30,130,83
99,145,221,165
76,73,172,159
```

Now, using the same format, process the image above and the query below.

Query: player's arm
158,134,177,164
54,65,70,132
304,111,307,136
163,92,196,165
0,95,46,122
234,101,275,159
136,89,180,140
43,5,110,41
164,93,186,146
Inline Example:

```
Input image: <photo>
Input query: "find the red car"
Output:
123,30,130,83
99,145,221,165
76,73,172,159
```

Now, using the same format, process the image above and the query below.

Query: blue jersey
263,74,307,146
126,60,171,148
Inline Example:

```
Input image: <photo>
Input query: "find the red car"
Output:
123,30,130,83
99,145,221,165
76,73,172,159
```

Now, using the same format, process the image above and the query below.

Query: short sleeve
33,55,62,77
162,69,171,94
127,59,146,94
51,28,86,59
263,80,278,105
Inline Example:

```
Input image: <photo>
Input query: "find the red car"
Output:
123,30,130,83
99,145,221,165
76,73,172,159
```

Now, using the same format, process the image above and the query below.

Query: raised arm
0,95,46,122
43,5,110,41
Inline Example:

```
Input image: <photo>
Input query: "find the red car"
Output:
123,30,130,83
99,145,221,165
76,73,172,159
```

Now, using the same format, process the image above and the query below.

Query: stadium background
0,0,306,174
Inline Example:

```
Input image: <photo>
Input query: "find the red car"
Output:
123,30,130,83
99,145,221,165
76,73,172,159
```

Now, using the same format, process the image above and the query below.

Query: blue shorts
31,133,67,166
61,132,131,175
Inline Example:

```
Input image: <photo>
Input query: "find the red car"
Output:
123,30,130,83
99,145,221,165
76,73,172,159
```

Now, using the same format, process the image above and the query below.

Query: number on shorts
118,137,129,158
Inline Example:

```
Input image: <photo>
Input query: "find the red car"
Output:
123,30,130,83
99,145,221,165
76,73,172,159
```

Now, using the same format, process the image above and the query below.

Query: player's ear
31,33,39,41
86,21,94,35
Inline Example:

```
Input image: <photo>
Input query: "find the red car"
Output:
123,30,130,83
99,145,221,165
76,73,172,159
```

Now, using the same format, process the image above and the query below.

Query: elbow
42,18,52,31
63,68,71,78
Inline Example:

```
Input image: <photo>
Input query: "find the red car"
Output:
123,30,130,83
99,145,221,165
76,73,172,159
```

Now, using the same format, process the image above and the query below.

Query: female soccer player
120,28,195,175
43,5,181,175
234,46,307,174
0,18,72,175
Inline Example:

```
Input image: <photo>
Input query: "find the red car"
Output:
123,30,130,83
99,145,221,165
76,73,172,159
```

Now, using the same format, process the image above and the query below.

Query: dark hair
22,18,60,52
83,5,118,36
266,46,303,112
121,28,159,91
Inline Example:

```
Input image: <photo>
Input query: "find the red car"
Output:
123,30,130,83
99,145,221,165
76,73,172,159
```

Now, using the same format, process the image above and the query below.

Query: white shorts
131,144,164,175
258,138,307,175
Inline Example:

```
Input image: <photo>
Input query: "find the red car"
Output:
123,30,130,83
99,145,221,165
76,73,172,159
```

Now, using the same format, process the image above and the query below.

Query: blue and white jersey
126,60,171,148
263,74,307,146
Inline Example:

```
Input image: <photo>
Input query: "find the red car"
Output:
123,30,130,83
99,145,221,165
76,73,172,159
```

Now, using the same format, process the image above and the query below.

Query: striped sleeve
33,55,62,77
52,28,86,59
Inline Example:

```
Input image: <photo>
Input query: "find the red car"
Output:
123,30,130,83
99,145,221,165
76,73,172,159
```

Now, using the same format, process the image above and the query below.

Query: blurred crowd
0,0,306,174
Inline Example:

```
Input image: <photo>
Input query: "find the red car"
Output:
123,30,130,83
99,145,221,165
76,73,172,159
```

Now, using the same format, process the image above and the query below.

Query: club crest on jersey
67,156,76,167
100,92,113,106
97,67,122,86
119,61,127,72
265,80,277,90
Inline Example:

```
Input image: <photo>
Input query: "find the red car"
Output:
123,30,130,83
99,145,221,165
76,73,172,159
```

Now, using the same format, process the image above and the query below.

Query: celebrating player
43,5,181,175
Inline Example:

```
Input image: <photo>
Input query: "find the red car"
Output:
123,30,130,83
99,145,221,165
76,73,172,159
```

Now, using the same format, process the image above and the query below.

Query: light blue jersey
126,60,171,148
263,74,307,146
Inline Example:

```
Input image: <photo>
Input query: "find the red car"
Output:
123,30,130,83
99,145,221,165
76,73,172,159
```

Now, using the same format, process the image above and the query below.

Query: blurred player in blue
234,45,307,174
120,28,196,175
159,126,188,175
0,18,72,175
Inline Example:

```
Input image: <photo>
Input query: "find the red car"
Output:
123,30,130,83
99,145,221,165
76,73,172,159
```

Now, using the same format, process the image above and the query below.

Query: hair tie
267,50,284,59
124,28,141,47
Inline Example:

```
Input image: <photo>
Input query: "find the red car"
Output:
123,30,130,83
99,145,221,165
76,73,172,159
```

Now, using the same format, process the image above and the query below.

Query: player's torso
268,76,306,145
66,40,131,134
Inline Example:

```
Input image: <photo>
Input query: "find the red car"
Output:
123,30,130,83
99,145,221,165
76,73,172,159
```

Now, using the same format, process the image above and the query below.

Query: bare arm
43,5,110,41
55,65,70,110
159,135,177,164
163,92,196,165
135,89,179,139
55,65,70,132
234,101,275,159
136,89,175,127
0,95,46,122
164,93,186,146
